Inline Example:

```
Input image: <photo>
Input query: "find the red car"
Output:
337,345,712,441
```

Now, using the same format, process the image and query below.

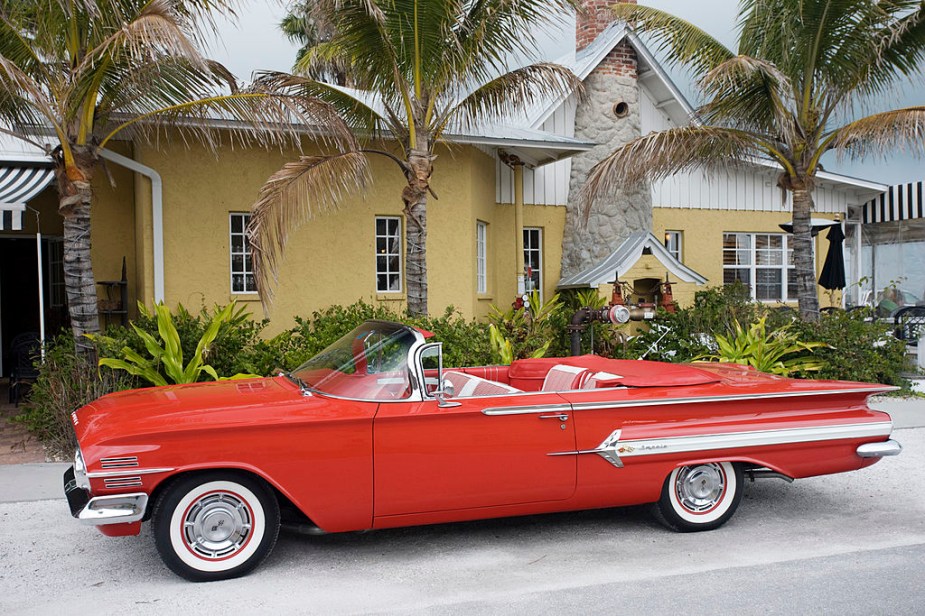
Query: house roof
557,231,707,289
529,23,886,195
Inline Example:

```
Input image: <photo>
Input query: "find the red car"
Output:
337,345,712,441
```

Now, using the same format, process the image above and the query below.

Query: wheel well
144,468,315,527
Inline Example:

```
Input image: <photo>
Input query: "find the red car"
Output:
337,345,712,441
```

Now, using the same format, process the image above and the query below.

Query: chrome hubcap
675,464,725,513
183,492,252,559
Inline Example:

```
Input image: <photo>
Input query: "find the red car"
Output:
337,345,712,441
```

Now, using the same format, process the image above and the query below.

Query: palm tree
0,0,353,355
583,0,925,321
249,0,582,316
280,1,347,85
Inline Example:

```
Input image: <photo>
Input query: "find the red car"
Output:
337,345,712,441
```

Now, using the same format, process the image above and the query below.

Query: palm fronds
248,152,371,306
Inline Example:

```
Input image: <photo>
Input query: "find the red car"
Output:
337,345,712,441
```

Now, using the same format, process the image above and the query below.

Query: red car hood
73,376,309,447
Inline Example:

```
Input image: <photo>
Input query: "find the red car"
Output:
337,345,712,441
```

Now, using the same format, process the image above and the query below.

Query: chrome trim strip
77,493,148,525
857,439,902,458
567,387,897,412
87,467,174,478
104,477,143,489
482,404,572,416
549,422,894,469
100,456,139,469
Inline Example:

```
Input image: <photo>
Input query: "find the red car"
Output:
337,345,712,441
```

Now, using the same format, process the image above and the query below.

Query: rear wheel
653,462,743,532
152,472,280,582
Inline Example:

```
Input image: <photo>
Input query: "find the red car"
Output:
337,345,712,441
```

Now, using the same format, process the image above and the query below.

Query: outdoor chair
893,307,925,346
9,332,41,405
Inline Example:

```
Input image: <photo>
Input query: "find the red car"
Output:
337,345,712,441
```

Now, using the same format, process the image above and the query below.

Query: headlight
74,447,90,490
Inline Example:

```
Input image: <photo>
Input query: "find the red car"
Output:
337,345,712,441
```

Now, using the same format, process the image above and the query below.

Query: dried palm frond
580,126,768,219
248,151,371,307
827,106,925,160
443,63,583,133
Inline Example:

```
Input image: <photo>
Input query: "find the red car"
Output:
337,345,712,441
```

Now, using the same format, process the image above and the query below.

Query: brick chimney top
577,0,635,51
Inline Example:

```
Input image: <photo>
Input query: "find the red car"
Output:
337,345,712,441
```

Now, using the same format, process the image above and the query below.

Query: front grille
100,456,139,469
104,476,143,489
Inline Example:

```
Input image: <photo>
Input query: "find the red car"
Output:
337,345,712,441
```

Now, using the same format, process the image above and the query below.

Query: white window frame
665,230,682,262
47,237,65,308
376,216,403,293
476,221,488,294
523,227,543,299
723,232,798,302
229,213,257,294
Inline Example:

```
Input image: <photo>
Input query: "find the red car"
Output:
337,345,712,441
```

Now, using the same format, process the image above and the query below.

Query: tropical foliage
249,0,581,315
703,316,826,376
487,290,562,364
584,0,925,321
94,302,257,385
0,0,353,353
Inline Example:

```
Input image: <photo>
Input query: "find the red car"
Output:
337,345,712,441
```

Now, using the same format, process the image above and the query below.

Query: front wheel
152,472,280,582
652,462,743,532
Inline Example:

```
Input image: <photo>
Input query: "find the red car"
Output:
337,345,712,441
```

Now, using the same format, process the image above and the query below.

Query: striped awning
0,165,54,230
863,181,924,224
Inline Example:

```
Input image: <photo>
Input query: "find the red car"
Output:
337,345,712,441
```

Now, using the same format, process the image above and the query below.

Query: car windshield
290,322,418,400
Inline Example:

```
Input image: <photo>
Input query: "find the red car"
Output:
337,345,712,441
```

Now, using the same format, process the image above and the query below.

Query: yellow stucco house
0,4,895,373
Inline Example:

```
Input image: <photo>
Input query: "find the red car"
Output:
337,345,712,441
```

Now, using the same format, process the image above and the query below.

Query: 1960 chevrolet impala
64,320,902,581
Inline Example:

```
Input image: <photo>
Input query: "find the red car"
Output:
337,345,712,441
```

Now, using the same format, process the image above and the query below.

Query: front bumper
64,466,148,525
857,439,903,458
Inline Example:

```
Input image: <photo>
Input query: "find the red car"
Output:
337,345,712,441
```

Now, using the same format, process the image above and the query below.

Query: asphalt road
1,426,923,614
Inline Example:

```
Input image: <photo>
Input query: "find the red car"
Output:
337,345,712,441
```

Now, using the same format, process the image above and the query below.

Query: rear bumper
64,466,148,525
857,439,903,458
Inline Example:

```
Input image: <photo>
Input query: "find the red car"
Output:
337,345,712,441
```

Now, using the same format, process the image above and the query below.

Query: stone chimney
560,0,650,281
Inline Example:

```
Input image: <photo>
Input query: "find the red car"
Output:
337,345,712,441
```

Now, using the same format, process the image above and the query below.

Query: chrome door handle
539,414,569,421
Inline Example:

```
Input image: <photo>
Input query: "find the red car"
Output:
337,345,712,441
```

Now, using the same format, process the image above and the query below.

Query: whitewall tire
653,462,743,532
152,472,280,582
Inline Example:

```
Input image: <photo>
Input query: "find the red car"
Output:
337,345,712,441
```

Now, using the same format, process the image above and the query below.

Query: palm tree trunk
791,186,820,321
54,147,101,356
402,149,433,316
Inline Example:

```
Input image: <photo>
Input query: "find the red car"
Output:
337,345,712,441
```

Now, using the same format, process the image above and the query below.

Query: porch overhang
558,231,708,289
0,164,54,230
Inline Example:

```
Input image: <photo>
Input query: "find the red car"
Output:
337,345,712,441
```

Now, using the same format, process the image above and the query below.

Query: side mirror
434,379,460,408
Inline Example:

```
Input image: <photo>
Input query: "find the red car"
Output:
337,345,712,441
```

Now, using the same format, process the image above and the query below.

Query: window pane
756,269,782,300
724,269,750,285
388,274,400,291
232,274,244,293
756,249,783,266
376,219,387,235
245,274,256,292
231,215,243,233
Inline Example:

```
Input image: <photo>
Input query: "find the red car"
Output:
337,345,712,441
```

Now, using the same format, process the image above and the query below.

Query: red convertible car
65,320,901,581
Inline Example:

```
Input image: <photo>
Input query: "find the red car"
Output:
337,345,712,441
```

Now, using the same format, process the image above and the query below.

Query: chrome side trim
77,493,148,525
482,404,572,416
568,386,897,412
549,422,894,469
857,439,902,458
104,477,143,489
100,456,139,469
87,467,174,478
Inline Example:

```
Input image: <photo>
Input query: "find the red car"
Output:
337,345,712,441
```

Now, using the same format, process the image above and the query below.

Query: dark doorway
0,237,67,375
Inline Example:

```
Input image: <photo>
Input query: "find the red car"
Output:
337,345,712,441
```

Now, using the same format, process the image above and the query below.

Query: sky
208,1,924,186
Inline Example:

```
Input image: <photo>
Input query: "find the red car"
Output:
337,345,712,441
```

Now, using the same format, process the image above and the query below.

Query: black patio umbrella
818,223,846,290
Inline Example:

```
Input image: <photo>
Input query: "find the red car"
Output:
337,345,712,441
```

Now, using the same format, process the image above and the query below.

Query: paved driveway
2,422,923,615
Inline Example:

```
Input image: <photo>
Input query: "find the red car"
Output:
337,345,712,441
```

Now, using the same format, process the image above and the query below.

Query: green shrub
13,336,135,459
787,310,910,387
238,300,494,373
